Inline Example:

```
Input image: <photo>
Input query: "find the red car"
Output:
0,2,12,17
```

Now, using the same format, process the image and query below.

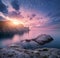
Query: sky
0,0,60,29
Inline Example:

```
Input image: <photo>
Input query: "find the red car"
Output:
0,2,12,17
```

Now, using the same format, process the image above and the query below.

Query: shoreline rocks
0,48,60,58
0,34,57,58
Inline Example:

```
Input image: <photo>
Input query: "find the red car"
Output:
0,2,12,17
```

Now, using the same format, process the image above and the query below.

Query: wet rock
49,55,58,58
35,34,53,45
0,48,60,58
10,34,53,49
0,34,55,58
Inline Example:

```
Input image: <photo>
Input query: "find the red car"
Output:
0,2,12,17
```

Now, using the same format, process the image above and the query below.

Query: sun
4,16,25,26
12,20,20,25
8,19,24,25
12,20,24,26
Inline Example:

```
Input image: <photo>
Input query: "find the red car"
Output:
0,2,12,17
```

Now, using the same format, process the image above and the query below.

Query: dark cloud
9,11,20,17
37,17,43,20
32,14,36,17
8,11,24,18
29,17,33,20
28,14,36,20
11,0,20,11
0,0,8,14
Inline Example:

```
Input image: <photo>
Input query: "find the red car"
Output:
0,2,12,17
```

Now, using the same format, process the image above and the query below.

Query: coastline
0,34,60,58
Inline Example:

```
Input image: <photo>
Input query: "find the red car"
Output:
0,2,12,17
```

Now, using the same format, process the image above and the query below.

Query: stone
9,34,53,49
0,48,60,58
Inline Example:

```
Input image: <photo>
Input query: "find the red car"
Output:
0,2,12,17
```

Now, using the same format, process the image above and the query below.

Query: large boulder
10,34,53,49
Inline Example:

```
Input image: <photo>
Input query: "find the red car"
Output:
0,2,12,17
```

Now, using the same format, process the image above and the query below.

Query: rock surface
0,34,58,58
9,34,53,49
0,48,60,58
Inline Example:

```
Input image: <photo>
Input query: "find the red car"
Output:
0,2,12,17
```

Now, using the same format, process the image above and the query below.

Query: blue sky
0,0,60,29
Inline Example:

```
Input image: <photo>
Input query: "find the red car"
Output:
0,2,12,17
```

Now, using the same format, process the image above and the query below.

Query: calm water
0,28,60,48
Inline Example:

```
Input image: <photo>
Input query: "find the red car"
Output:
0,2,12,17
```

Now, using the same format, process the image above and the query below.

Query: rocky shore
0,48,60,58
0,34,59,58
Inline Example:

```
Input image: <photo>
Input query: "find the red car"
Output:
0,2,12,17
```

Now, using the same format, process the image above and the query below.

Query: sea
0,27,60,48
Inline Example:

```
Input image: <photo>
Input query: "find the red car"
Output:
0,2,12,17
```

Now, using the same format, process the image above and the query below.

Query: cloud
46,23,60,29
11,0,20,11
0,0,60,30
0,16,6,21
8,11,24,19
32,14,36,17
28,14,36,20
46,12,60,26
46,11,60,18
0,0,8,14
51,12,60,18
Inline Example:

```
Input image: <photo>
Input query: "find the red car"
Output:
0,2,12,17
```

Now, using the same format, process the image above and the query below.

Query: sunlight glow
6,17,24,25
10,20,24,25
0,13,24,25
12,21,20,25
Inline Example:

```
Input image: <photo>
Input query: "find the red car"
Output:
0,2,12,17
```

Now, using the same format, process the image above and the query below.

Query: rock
0,48,60,58
35,34,53,45
17,40,40,49
0,34,55,58
9,34,53,49
49,55,58,58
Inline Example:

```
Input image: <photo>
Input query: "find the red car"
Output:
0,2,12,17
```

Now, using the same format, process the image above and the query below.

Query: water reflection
2,34,21,46
0,28,60,48
0,30,29,47
0,31,25,38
